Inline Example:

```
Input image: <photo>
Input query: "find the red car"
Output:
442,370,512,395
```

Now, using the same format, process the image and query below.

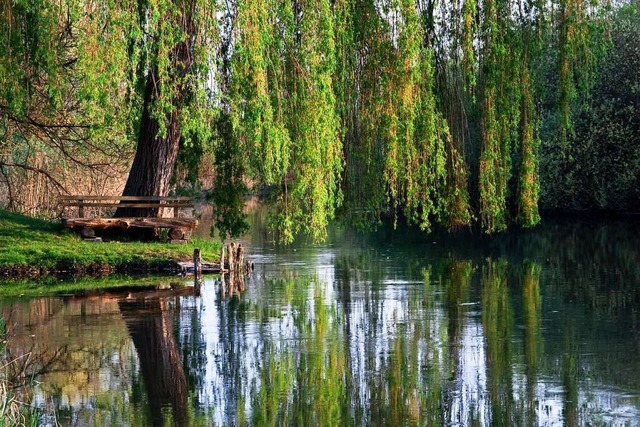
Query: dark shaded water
2,216,640,426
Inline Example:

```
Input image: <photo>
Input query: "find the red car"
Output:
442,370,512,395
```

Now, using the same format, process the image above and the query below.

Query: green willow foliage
1,0,217,190
227,0,610,239
0,0,137,147
230,0,343,242
2,0,618,240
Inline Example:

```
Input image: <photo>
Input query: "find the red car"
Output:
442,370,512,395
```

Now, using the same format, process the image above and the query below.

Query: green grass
0,210,219,273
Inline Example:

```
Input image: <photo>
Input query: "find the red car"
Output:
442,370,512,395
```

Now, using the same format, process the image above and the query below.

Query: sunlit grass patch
0,210,219,277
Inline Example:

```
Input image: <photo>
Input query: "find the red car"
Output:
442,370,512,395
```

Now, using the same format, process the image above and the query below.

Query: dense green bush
540,6,640,212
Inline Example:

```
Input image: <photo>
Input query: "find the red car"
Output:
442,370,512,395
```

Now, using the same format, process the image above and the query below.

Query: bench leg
169,227,185,240
80,227,95,238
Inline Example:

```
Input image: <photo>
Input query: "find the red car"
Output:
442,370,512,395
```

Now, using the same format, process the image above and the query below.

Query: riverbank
0,210,219,279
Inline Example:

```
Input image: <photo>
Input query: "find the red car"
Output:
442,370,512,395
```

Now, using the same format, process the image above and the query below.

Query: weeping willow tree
338,0,390,229
331,0,585,236
285,0,344,242
477,0,513,233
230,0,290,185
2,0,620,239
337,0,456,232
0,0,219,217
516,0,543,227
384,0,448,232
428,0,475,229
557,0,602,141
452,0,603,231
116,0,218,216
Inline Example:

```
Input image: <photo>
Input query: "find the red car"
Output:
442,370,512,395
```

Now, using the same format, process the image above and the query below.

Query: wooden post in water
193,248,202,289
228,243,236,271
220,244,226,295
227,243,235,294
220,244,226,273
219,241,250,296
237,244,245,291
237,244,245,274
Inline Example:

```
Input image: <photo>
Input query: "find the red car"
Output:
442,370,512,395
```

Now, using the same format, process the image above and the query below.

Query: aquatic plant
0,318,39,427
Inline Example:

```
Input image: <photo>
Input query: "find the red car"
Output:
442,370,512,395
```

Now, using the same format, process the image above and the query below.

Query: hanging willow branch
1,0,615,236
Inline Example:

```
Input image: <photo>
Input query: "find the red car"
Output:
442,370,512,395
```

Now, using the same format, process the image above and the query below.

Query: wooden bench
61,195,198,241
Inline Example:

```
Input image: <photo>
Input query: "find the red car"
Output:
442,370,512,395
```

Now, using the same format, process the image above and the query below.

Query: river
1,214,640,426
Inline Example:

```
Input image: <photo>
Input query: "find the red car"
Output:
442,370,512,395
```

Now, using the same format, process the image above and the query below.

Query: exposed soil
0,259,183,280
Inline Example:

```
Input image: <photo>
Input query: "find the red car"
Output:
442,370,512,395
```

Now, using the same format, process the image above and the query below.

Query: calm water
2,216,640,426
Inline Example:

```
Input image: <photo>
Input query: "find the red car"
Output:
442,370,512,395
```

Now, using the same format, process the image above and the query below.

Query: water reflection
1,218,640,425
120,295,188,425
522,262,541,427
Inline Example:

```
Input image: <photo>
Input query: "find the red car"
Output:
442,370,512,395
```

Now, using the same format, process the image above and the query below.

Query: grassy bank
0,210,219,278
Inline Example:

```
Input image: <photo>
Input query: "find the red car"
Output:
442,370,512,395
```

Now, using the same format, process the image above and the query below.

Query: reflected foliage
482,260,515,426
1,219,640,425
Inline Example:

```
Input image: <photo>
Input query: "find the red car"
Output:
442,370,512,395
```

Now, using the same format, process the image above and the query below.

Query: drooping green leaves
2,0,622,239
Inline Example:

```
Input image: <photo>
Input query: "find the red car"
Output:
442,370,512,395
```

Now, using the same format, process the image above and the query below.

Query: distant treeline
1,0,638,240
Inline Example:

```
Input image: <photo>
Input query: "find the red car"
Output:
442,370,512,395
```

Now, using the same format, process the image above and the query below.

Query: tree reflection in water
522,261,541,427
2,219,640,425
482,260,515,426
239,260,545,425
119,296,188,426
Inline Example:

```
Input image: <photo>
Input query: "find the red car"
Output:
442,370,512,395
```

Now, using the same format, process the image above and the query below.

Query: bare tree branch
0,162,68,194
0,105,92,129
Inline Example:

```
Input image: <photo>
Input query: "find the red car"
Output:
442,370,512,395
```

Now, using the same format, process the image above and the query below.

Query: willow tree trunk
123,69,181,198
116,0,196,218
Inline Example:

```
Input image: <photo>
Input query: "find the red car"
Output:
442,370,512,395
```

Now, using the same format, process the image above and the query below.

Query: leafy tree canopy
2,0,634,241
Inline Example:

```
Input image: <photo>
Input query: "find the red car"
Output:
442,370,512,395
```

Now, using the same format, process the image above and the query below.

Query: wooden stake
237,244,245,274
193,248,202,288
238,273,245,292
220,244,226,272
228,243,236,272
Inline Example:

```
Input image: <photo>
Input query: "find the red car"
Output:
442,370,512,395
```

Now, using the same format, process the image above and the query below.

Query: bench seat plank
61,196,192,201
